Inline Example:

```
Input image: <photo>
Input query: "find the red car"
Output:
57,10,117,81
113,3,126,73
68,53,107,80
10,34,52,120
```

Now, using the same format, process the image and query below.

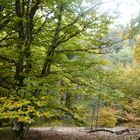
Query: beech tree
0,0,113,139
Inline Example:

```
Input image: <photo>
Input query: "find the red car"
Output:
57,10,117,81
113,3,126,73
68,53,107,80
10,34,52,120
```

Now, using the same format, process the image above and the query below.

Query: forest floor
27,127,140,140
1,127,140,140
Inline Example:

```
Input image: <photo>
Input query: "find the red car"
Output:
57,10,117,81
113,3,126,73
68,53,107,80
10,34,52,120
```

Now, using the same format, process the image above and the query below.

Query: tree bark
12,119,24,140
95,98,100,129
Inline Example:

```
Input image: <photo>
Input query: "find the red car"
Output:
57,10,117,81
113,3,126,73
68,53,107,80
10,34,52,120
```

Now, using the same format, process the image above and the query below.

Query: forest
0,0,140,140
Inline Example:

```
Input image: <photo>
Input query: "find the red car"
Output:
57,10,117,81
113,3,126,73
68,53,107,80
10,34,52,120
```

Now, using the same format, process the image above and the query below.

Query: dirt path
28,127,140,140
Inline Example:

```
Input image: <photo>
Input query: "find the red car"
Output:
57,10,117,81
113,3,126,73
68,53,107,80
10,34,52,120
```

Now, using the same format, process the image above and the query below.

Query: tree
0,0,113,139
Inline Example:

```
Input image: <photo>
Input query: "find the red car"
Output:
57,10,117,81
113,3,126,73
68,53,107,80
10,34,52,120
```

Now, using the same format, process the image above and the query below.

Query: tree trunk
95,98,100,129
12,119,24,140
65,93,72,108
90,106,95,131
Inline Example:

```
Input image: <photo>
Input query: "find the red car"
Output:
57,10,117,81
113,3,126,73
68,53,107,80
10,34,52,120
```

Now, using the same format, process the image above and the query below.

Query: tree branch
60,3,100,31
56,107,87,126
41,0,63,75
0,55,16,64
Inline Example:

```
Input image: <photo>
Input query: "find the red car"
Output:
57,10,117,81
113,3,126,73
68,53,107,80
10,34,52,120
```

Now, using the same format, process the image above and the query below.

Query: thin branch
61,3,100,31
29,0,41,20
56,107,87,125
0,55,16,64
0,32,16,43
64,75,96,90
55,48,113,54
0,43,12,48
34,11,54,34
57,25,87,45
